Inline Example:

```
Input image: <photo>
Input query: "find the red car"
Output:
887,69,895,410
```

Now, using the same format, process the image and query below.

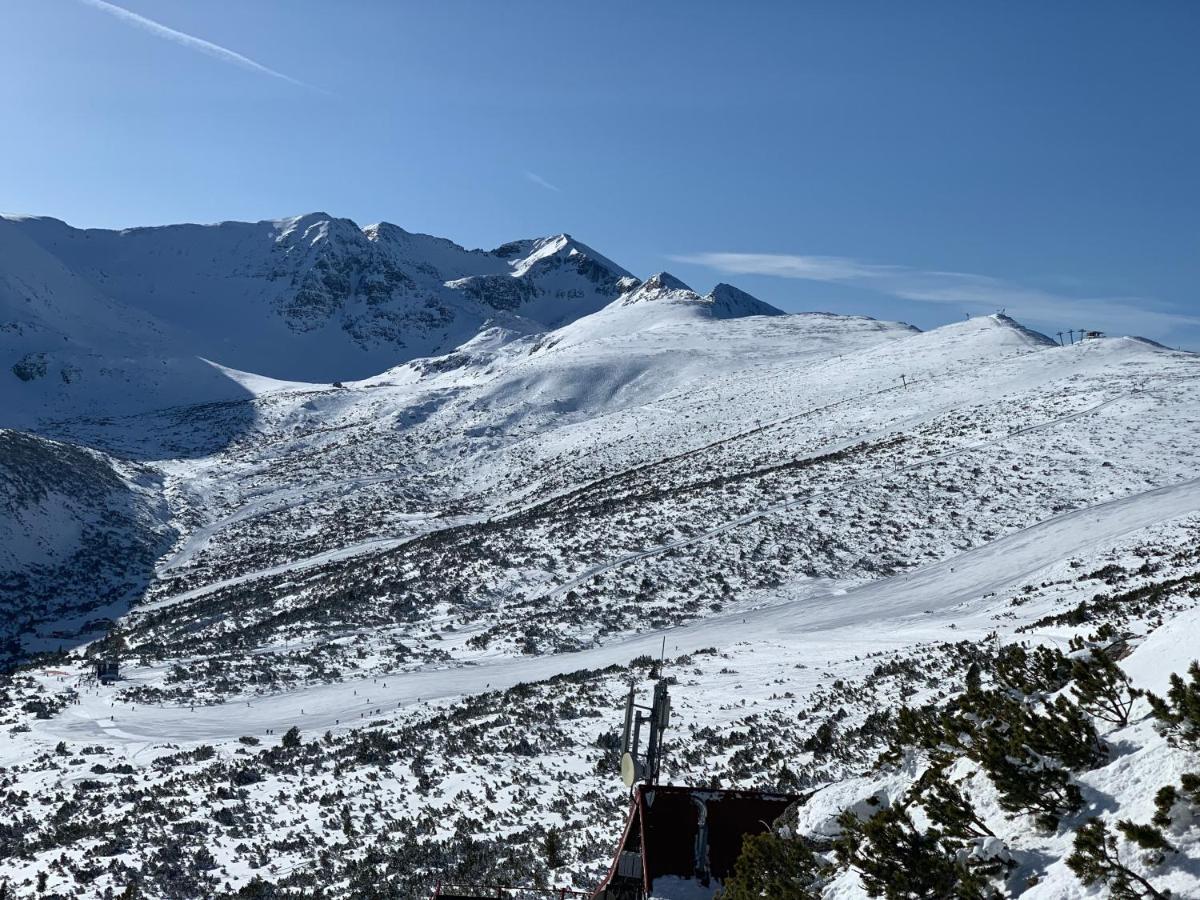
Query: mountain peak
984,313,1057,346
643,272,693,292
363,221,412,241
273,212,365,247
612,273,789,321
706,283,785,318
274,211,339,229
614,272,700,308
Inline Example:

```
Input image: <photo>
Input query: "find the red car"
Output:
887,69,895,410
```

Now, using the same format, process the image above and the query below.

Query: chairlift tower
619,680,671,788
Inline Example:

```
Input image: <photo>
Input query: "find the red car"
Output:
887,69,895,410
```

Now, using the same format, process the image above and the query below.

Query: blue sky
3,1,1198,346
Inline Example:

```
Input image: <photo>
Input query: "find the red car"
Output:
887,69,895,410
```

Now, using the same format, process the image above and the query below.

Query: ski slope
37,474,1200,747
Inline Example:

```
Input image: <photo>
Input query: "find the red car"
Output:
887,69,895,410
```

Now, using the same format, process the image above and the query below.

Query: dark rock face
0,430,174,669
452,274,538,311
11,352,47,381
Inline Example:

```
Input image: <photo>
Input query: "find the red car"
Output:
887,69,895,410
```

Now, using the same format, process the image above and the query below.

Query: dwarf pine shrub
1147,660,1200,747
1067,818,1169,899
1151,772,1200,828
720,830,825,900
833,805,1002,900
1070,646,1141,728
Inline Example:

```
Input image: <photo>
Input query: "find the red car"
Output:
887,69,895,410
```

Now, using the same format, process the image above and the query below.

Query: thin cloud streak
674,251,1200,340
524,171,561,192
76,0,319,91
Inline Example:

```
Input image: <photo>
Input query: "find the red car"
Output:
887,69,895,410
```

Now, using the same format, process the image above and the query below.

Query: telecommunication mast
618,679,671,788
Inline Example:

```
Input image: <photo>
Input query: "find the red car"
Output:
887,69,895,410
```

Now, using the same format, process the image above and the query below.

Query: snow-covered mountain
0,213,685,427
613,271,784,318
1,213,1199,900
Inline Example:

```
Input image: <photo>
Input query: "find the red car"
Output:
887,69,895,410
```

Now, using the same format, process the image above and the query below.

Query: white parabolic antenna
621,752,640,788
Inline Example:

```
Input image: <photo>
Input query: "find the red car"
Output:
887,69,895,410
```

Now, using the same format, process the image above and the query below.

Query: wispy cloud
524,171,561,193
674,251,1200,340
76,0,320,91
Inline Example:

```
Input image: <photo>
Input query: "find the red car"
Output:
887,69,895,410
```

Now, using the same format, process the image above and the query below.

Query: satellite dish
621,752,641,787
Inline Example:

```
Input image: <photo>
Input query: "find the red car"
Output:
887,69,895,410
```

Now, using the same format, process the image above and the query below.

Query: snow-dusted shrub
1066,818,1169,900
890,643,1107,830
833,803,1003,899
1068,638,1141,729
1147,660,1200,747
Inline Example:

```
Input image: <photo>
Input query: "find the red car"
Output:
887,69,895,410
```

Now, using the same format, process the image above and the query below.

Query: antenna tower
618,680,672,789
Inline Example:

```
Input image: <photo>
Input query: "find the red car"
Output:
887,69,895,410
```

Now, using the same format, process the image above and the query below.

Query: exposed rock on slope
616,271,785,318
0,430,172,667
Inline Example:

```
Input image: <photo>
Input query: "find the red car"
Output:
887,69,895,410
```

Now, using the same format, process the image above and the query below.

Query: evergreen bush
719,830,824,900
1066,818,1168,899
833,805,1002,900
1147,660,1200,747
1070,647,1141,728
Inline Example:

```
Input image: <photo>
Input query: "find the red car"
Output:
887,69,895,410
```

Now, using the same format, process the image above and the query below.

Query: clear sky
3,1,1198,346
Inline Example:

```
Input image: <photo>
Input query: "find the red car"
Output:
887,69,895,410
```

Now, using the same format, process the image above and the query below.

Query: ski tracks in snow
37,472,1200,746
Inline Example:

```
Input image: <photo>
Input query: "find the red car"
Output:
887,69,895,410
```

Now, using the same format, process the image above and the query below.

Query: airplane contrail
76,0,320,91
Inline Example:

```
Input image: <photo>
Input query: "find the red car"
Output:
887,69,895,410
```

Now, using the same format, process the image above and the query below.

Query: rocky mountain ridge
1,213,785,428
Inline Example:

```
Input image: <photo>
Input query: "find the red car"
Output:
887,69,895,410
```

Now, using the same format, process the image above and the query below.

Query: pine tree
1070,647,1141,728
1151,772,1200,828
992,643,1072,696
721,831,824,900
833,806,1001,899
281,725,302,749
920,773,994,839
891,658,1104,832
1066,818,1168,899
886,703,966,766
973,725,1082,831
964,691,1102,830
964,660,982,695
1152,784,1179,829
1037,695,1109,771
542,826,565,869
235,876,278,898
1147,660,1200,747
1116,820,1172,861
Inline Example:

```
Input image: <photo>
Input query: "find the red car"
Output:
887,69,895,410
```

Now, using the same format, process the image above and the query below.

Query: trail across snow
539,391,1132,603
39,475,1200,747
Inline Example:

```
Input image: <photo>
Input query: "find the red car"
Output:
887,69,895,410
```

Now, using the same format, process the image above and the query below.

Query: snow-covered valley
2,215,1200,899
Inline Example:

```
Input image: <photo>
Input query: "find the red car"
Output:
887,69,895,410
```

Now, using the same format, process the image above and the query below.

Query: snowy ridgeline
0,212,783,427
1,214,1200,899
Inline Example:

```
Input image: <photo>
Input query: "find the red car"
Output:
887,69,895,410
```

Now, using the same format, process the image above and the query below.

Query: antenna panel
620,752,642,788
620,685,635,756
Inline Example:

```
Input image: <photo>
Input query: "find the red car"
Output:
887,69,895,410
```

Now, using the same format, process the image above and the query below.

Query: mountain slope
0,430,173,665
1,213,1199,900
0,213,651,426
27,308,1194,675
